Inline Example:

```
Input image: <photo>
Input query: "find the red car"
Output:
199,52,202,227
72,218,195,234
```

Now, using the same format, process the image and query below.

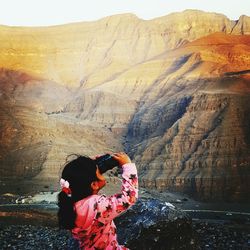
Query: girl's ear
91,181,99,191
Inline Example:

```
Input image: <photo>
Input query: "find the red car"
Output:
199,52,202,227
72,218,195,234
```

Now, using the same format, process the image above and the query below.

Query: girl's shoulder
73,195,102,228
74,194,101,210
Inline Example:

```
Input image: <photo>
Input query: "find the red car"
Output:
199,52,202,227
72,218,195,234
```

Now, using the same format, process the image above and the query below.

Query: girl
58,152,138,250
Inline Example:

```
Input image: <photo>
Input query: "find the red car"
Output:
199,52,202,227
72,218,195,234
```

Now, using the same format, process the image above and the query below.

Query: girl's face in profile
95,167,106,191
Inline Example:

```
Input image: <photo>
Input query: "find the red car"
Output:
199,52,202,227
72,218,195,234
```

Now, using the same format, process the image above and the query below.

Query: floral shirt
72,163,138,250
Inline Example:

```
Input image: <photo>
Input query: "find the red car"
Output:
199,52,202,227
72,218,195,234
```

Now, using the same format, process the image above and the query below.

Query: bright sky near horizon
1,0,250,27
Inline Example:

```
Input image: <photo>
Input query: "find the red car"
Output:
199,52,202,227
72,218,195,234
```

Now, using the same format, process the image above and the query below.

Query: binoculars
95,154,119,174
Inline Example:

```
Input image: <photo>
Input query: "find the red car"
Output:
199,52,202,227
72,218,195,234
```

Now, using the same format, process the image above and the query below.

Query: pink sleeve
94,163,138,223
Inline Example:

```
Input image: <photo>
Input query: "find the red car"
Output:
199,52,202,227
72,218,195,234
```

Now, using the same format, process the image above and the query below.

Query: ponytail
57,191,76,229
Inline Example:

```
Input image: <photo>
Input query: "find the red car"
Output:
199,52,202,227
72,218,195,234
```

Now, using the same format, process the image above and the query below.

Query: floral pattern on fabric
72,163,138,250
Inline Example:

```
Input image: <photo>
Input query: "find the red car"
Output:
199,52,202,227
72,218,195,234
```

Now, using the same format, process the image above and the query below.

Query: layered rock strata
0,10,250,200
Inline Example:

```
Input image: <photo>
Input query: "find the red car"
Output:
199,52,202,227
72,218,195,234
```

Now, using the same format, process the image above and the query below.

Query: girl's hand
112,152,131,166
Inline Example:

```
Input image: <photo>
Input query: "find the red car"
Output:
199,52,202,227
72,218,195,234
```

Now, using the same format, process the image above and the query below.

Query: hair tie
60,178,72,197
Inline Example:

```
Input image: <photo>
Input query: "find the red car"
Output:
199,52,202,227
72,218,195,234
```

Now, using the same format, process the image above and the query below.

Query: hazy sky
1,0,250,27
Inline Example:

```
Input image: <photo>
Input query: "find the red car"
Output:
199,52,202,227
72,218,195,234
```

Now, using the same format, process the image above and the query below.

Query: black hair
57,155,98,230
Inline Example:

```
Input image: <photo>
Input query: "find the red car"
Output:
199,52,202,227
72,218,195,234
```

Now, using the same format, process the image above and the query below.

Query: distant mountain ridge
0,10,249,201
0,10,250,87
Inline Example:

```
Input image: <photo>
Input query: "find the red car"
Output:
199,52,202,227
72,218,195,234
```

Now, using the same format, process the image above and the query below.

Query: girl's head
61,155,106,200
58,155,106,229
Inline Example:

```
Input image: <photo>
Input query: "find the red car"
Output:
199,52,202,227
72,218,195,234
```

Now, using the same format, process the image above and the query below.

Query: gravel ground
193,221,250,250
0,221,249,250
0,225,72,250
0,190,249,249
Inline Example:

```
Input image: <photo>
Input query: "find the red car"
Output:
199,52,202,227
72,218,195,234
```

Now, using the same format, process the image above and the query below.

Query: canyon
0,10,249,201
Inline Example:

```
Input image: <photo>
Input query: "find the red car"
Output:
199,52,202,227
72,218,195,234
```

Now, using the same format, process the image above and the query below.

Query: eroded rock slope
0,10,250,200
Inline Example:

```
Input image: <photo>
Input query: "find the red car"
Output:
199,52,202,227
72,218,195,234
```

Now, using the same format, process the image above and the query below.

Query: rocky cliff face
126,33,250,201
0,69,123,180
0,10,250,201
134,91,250,200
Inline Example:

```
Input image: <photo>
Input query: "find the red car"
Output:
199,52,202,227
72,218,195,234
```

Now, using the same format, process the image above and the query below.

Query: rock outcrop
115,198,196,249
0,10,250,200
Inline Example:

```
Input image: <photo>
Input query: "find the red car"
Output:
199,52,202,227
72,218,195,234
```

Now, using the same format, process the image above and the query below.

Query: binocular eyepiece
95,154,119,174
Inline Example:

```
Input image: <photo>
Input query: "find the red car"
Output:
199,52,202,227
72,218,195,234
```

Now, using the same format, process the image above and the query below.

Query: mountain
126,33,250,200
0,10,249,200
